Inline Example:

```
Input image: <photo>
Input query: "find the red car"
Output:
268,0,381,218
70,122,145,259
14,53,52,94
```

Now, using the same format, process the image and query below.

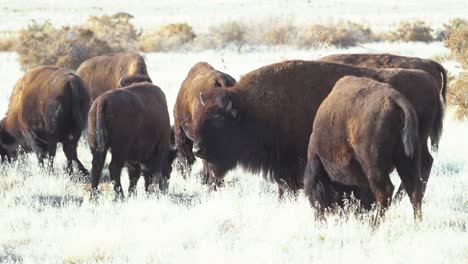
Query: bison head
192,88,242,171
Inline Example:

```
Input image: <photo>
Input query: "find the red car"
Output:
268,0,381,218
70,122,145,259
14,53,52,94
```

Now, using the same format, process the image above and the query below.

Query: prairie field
0,1,467,263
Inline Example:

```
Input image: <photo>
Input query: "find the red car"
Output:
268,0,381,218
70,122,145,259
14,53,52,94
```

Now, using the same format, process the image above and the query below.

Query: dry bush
297,21,374,48
0,33,16,51
444,22,468,119
139,23,196,52
16,21,112,70
85,13,139,51
249,19,298,46
447,72,468,119
381,20,434,42
437,18,468,40
209,21,247,46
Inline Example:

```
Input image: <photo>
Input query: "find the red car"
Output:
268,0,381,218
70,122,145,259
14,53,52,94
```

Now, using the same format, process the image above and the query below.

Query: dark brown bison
173,62,236,187
304,76,422,222
191,60,442,198
88,82,176,199
320,53,447,103
76,52,152,102
0,66,90,176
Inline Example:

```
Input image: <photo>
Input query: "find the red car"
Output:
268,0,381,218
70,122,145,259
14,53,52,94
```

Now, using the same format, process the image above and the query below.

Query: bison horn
199,92,205,106
119,76,126,88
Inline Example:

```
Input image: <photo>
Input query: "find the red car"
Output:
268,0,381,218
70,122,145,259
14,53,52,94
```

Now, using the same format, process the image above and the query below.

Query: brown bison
76,52,152,102
304,76,422,222
173,62,236,187
88,82,176,199
191,60,442,198
319,53,447,103
0,66,90,176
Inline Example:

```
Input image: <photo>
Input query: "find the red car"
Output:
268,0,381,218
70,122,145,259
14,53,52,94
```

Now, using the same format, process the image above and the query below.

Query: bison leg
90,149,107,199
46,138,57,171
109,160,125,201
127,163,142,197
174,127,196,178
395,146,423,222
395,140,433,200
63,139,89,179
366,168,394,226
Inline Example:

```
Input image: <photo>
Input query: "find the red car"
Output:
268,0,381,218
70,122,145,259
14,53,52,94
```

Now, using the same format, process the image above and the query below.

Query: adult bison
319,53,447,103
88,82,176,199
173,62,236,187
76,52,152,102
0,66,89,176
304,76,422,222
191,60,442,198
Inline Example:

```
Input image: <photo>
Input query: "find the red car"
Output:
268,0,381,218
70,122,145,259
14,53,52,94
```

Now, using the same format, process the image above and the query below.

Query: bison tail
394,97,419,157
304,154,335,211
69,78,89,131
434,61,448,104
88,100,108,152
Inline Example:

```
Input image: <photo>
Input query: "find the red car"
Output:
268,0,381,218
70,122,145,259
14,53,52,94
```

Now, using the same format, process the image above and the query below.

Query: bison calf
304,76,423,223
0,66,89,176
88,82,176,199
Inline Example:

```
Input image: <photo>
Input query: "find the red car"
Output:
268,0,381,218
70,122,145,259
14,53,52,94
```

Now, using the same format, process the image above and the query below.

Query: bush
381,20,434,42
437,18,468,40
298,21,374,48
139,23,196,52
16,21,112,70
444,22,468,119
0,33,16,52
208,21,248,47
85,13,139,51
249,19,298,46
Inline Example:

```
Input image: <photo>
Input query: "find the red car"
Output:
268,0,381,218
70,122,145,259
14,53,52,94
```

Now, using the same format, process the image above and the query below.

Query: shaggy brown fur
76,52,152,102
192,60,442,198
320,53,447,103
173,62,236,187
88,82,176,199
304,77,422,222
0,66,89,176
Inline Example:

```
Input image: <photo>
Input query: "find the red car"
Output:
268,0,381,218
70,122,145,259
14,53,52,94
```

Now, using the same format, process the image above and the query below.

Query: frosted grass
0,43,467,263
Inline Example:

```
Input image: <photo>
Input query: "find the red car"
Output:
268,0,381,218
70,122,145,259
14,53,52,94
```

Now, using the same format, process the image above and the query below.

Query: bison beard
191,60,443,199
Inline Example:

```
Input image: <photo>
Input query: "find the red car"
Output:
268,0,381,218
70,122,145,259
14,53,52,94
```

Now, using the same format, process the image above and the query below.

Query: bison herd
0,52,447,223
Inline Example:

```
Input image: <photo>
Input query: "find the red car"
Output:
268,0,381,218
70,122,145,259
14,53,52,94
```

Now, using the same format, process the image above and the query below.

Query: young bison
304,76,422,222
87,82,176,199
76,52,152,102
173,62,236,187
191,60,442,198
320,53,447,103
0,66,90,176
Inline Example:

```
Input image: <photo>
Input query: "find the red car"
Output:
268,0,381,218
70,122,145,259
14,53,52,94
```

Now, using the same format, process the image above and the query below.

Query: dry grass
250,18,298,46
139,23,196,52
381,20,435,42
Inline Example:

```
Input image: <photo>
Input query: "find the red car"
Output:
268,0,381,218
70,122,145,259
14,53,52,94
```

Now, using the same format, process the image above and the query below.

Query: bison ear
214,77,227,88
199,92,206,106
